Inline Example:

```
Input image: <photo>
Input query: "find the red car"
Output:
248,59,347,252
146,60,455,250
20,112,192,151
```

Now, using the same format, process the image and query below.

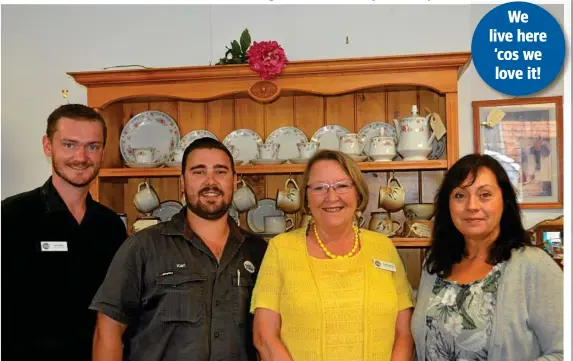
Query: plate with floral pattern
151,200,183,222
427,136,446,160
178,130,218,151
223,129,263,164
120,111,180,164
311,125,350,150
265,126,308,160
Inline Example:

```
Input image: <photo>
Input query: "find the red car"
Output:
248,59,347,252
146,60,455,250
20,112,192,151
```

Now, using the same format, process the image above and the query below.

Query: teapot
393,105,435,160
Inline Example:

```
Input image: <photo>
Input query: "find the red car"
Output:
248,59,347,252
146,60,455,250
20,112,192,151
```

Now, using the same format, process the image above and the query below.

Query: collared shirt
1,177,128,360
90,208,268,361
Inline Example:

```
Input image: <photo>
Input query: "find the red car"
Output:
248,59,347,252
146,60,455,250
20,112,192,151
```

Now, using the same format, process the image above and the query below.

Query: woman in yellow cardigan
251,150,414,361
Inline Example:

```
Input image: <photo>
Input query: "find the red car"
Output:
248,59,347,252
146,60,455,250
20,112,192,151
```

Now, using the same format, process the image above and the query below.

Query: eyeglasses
306,180,354,195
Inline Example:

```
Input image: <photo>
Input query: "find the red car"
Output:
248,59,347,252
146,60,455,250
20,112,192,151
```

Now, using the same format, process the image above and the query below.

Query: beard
53,158,99,188
185,185,231,220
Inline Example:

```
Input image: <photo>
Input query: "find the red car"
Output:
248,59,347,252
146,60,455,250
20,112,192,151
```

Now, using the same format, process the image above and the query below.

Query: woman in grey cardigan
411,154,562,361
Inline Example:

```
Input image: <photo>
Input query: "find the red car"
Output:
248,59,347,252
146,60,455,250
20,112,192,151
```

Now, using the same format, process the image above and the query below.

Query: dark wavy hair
425,153,530,276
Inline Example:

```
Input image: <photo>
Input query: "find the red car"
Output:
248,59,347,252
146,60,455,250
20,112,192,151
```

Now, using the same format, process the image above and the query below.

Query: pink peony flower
246,40,288,80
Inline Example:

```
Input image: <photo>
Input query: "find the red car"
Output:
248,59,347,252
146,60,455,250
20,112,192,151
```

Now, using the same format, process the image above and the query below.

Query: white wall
1,4,564,227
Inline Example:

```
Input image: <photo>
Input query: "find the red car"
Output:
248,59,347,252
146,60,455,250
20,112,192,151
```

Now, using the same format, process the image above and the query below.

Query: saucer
164,161,182,168
249,159,288,165
289,157,310,164
370,154,396,162
125,162,163,168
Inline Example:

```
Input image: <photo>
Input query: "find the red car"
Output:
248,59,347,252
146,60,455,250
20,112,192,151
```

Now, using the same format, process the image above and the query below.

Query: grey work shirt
90,209,268,361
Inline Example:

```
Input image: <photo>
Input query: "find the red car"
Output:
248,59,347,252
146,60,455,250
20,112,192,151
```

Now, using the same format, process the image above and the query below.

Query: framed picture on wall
472,96,563,209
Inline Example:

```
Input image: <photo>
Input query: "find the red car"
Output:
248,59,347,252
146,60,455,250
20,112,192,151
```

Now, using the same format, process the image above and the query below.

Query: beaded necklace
313,224,359,259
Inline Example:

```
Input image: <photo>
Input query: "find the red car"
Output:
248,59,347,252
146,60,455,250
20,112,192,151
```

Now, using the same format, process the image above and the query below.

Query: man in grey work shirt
90,137,268,361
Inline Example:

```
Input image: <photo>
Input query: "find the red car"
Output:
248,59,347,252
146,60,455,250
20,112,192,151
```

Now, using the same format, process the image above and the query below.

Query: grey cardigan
411,246,563,361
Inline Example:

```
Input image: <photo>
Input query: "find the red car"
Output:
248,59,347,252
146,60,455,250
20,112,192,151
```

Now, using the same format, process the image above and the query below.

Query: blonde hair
300,149,369,217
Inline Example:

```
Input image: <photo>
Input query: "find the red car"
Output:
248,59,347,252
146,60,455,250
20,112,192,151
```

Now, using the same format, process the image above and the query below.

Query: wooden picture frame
472,96,563,209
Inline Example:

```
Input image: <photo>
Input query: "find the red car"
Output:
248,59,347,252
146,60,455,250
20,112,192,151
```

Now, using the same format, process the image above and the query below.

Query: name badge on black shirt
41,241,68,252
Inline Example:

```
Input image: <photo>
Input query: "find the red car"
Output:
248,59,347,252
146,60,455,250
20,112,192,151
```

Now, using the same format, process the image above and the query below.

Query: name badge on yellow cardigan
373,259,396,272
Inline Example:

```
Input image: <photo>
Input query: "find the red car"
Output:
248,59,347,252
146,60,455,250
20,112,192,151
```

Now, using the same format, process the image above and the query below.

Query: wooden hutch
69,51,472,287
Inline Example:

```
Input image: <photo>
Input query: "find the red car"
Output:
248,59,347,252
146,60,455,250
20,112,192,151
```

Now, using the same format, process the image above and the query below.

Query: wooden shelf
99,167,182,178
98,160,448,178
391,238,431,248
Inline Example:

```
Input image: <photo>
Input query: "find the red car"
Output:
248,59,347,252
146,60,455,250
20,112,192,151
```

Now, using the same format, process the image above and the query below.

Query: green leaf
460,310,477,330
231,40,242,57
240,28,251,52
455,287,470,310
482,271,501,293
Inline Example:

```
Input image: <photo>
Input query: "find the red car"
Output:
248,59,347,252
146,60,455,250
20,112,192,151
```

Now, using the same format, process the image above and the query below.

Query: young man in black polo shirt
1,104,127,360
91,137,268,361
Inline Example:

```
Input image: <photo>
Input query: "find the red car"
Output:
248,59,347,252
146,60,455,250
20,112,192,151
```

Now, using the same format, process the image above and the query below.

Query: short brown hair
181,137,235,175
300,149,369,215
46,104,107,145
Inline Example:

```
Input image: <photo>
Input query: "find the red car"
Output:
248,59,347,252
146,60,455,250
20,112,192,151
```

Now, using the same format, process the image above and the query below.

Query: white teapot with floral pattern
393,105,435,160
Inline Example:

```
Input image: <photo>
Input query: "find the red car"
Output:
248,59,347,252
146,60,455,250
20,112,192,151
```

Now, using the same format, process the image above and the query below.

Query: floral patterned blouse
424,262,506,361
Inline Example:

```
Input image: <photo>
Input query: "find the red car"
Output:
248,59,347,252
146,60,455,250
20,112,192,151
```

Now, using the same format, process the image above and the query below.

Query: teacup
369,212,403,236
232,179,257,212
369,136,396,161
297,142,320,159
257,143,280,160
264,215,294,234
134,181,160,214
379,175,405,212
368,211,391,231
276,178,300,213
133,147,161,164
339,133,365,156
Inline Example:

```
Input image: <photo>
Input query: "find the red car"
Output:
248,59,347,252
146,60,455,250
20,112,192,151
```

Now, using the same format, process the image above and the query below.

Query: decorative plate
265,126,308,160
151,200,183,222
427,136,446,160
179,130,218,151
247,198,285,233
120,111,180,164
125,162,163,168
223,129,263,164
358,122,397,155
311,125,350,150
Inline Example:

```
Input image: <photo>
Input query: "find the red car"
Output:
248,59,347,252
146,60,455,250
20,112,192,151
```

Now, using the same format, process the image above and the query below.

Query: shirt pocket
231,273,255,325
156,272,207,325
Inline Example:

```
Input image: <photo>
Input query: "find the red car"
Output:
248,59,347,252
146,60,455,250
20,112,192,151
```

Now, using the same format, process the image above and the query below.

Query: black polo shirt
1,177,127,360
90,208,268,361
